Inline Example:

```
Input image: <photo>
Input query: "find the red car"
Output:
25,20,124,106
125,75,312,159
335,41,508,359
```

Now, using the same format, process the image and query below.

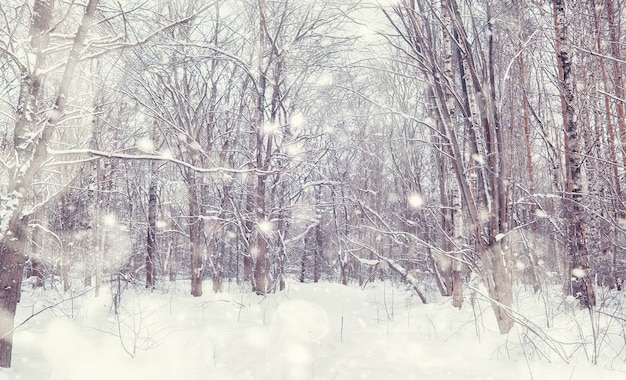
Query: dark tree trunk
0,222,28,368
243,177,255,285
188,172,204,297
146,161,158,290
313,221,323,283
253,169,268,294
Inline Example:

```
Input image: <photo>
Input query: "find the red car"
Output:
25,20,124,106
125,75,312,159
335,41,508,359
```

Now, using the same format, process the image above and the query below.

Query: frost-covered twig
47,148,277,175
348,239,427,304
470,285,570,363
4,287,94,339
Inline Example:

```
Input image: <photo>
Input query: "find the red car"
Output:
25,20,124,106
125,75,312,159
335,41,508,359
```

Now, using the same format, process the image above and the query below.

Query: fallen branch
352,251,427,304
469,285,570,363
381,257,428,304
4,287,95,339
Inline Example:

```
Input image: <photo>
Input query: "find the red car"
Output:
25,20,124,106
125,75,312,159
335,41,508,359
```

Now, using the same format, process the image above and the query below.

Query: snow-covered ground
2,280,626,379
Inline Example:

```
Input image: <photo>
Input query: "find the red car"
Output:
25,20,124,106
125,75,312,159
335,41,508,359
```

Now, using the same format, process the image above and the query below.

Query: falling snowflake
137,137,154,153
258,219,273,234
315,72,333,86
290,112,305,129
102,213,117,227
408,193,424,209
285,142,304,158
571,268,586,279
160,148,173,159
263,122,279,135
471,154,485,165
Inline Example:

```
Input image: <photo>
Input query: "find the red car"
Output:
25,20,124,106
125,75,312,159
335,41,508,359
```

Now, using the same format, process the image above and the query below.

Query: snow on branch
574,45,626,65
469,285,570,363
73,2,219,62
382,256,428,304
597,90,626,105
347,237,428,304
46,148,275,175
117,2,218,48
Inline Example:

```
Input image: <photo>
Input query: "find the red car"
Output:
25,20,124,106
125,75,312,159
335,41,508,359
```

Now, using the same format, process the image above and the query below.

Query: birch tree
552,0,596,308
378,0,517,332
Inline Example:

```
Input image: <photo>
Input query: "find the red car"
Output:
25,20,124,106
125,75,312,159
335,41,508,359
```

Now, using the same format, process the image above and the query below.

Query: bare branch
46,148,277,175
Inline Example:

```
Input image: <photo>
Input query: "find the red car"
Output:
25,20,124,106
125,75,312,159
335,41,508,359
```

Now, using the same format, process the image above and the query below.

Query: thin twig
5,287,94,339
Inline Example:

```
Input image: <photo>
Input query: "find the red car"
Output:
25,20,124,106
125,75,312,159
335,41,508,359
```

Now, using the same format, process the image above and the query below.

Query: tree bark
552,0,596,308
188,172,204,297
441,2,463,308
446,0,514,332
519,56,541,293
0,223,28,368
451,182,464,308
605,0,626,172
0,0,100,367
146,160,158,290
603,0,625,287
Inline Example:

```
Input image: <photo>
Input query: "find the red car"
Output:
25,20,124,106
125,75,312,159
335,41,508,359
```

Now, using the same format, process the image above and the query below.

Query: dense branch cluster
0,0,624,367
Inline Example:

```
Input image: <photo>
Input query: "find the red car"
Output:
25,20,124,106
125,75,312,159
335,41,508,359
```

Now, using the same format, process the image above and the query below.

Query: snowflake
571,267,586,279
407,193,424,209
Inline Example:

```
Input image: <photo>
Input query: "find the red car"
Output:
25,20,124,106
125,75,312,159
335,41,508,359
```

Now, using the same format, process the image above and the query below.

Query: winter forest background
1,0,626,375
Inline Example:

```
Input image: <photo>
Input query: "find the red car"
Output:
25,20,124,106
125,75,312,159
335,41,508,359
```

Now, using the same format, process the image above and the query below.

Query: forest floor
1,279,626,379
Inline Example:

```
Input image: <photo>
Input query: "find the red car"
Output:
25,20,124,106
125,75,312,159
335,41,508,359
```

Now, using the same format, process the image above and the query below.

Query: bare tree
0,0,100,367
377,0,516,332
552,0,595,308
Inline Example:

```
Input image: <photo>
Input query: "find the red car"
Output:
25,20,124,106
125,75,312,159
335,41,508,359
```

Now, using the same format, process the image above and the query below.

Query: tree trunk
244,171,255,285
146,160,158,290
481,241,514,333
552,0,595,308
441,3,463,306
253,172,268,294
451,182,464,308
0,0,99,367
188,172,204,297
251,0,271,295
0,222,28,368
605,0,626,172
519,55,541,293
314,189,324,283
444,0,514,332
604,0,625,287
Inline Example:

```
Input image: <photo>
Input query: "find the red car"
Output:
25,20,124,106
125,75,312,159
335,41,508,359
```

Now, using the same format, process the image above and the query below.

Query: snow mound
264,299,331,379
273,299,330,343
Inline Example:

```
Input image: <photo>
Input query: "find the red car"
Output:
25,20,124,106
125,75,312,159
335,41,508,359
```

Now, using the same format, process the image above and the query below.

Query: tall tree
380,0,515,332
552,0,596,308
0,0,100,367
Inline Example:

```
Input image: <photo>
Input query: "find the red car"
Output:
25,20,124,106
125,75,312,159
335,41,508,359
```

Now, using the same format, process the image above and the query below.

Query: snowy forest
1,0,626,377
